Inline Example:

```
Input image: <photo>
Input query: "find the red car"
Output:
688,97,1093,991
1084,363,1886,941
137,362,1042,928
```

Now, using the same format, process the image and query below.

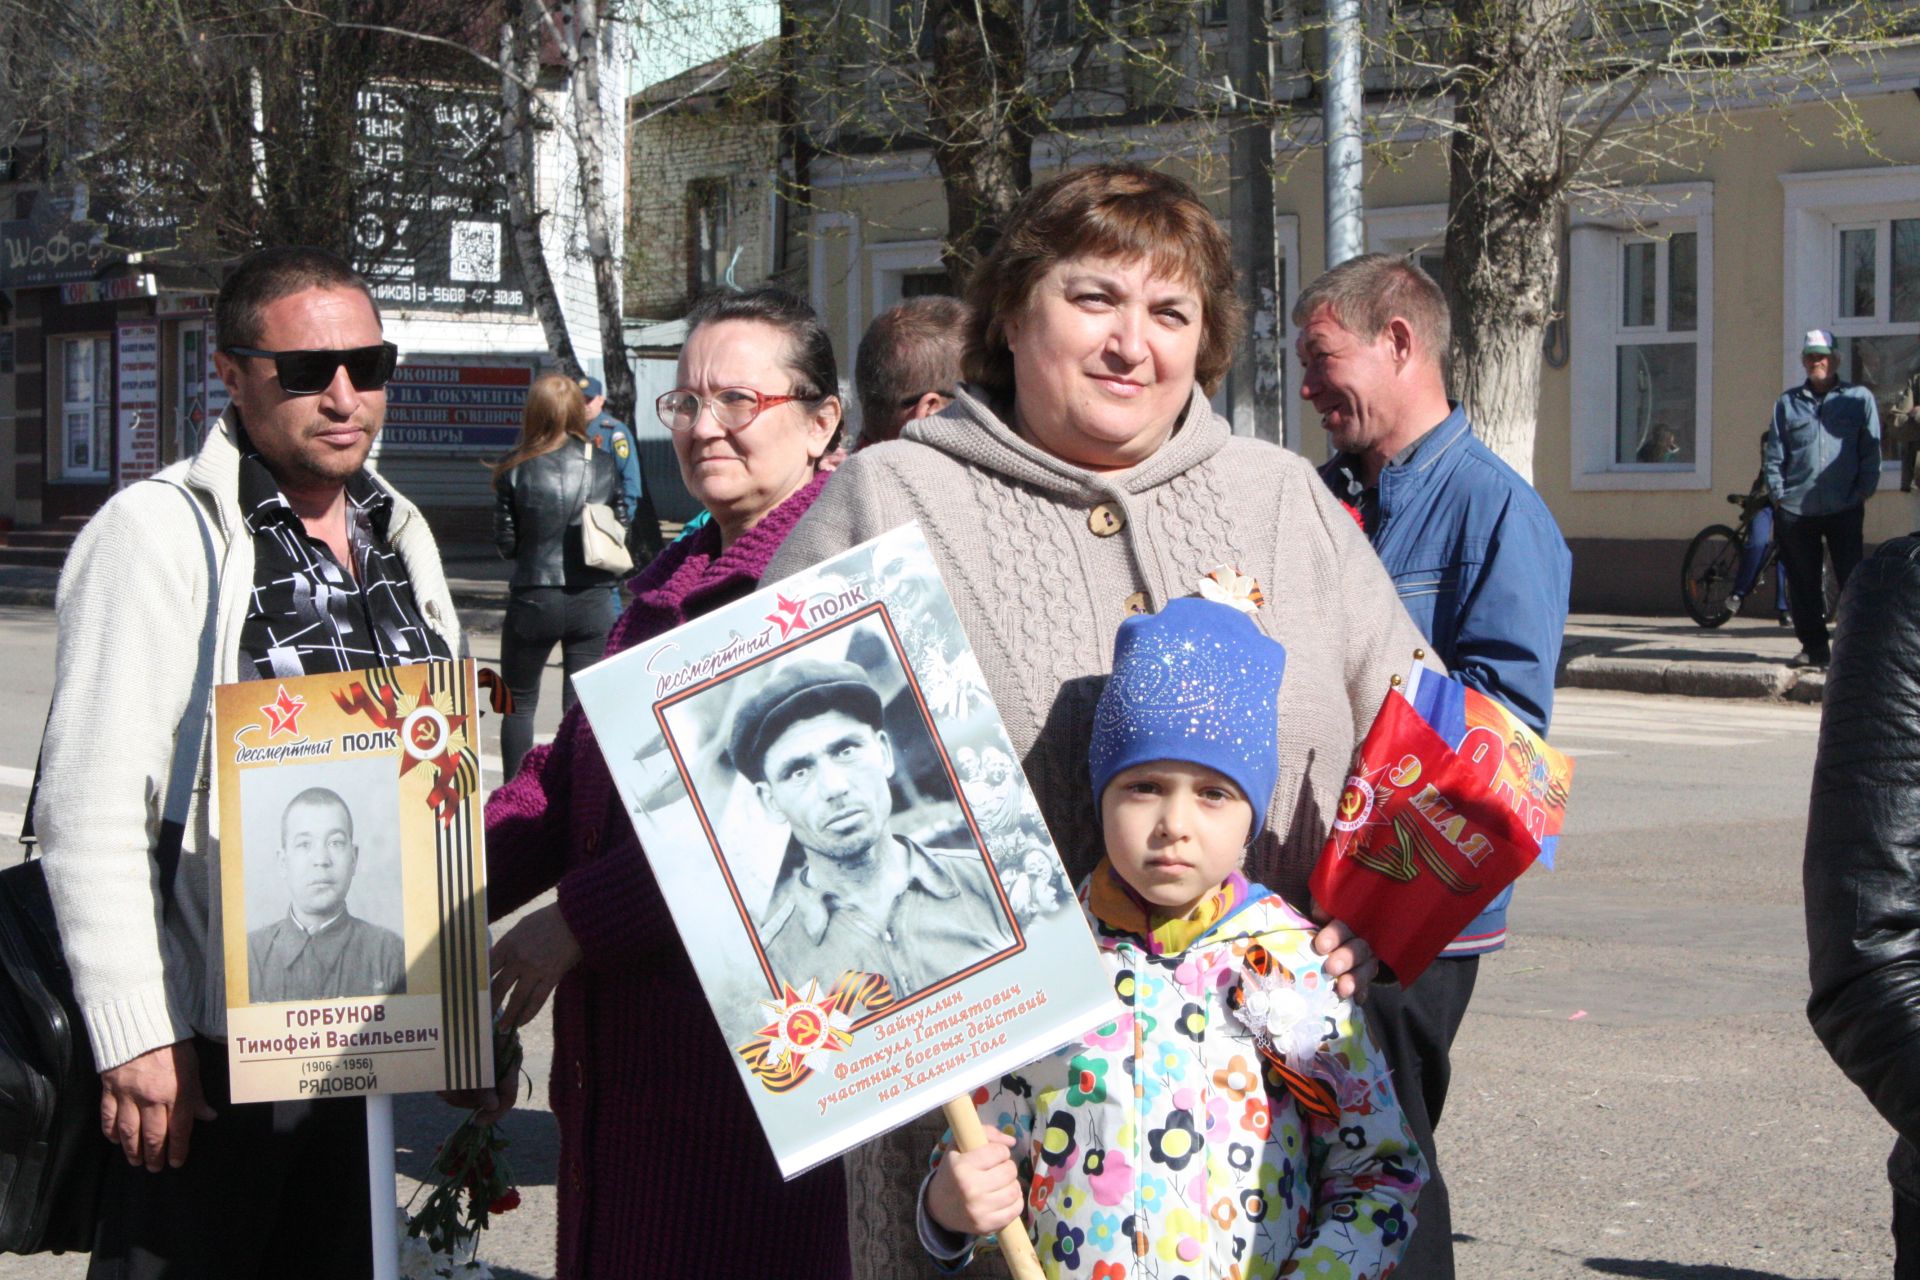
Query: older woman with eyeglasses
769,163,1436,1280
482,288,851,1280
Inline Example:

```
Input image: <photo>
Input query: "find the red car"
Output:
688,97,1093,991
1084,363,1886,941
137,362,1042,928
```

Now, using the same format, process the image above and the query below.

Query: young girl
919,597,1425,1278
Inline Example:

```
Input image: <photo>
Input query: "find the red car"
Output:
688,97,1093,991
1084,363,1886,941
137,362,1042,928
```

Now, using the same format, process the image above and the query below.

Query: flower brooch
1197,566,1264,615
1226,942,1344,1123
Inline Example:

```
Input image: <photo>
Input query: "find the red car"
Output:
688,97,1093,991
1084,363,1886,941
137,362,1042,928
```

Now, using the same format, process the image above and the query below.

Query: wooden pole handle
941,1096,1045,1280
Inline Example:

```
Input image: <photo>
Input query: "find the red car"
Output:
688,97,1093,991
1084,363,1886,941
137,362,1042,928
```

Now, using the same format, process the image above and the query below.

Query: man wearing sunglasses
35,245,463,1279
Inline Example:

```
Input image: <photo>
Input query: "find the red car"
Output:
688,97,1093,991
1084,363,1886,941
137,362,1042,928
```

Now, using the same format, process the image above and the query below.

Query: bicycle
1681,491,1835,628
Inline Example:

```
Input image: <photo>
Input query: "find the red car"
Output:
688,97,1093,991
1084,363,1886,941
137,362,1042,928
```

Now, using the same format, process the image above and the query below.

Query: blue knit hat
1089,598,1287,836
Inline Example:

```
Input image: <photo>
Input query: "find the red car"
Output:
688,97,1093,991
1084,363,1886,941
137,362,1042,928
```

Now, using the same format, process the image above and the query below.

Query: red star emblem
766,593,811,640
261,685,307,739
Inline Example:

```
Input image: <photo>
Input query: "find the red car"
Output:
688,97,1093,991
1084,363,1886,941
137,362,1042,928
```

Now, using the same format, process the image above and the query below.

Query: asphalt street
0,612,1894,1278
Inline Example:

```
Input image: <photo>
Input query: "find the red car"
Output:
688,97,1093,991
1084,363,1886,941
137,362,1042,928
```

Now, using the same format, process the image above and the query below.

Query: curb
1560,653,1824,702
0,584,1827,701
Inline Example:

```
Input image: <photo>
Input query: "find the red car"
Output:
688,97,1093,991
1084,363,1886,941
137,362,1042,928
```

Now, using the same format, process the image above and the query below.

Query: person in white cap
1763,327,1882,668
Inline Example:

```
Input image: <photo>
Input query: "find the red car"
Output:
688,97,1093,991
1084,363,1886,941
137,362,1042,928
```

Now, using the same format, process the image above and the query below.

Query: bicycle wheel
1681,523,1744,627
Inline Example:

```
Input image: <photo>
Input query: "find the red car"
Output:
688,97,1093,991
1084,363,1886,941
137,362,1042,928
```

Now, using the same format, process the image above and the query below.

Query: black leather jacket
1805,533,1920,1199
493,442,629,588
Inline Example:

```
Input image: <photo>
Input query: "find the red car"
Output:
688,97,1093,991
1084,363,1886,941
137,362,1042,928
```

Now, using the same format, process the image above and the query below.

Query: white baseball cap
1803,328,1835,355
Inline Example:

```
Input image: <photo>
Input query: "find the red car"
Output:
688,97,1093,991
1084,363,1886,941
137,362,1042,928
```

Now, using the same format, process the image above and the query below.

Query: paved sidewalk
1560,611,1826,703
0,559,1829,702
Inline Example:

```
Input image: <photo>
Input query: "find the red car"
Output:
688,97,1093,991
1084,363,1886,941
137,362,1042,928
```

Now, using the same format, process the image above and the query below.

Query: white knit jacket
36,413,461,1072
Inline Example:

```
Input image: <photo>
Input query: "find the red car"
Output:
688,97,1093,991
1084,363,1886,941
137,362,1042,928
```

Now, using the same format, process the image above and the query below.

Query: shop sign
0,212,118,288
62,274,157,306
206,333,231,427
156,292,216,317
352,83,529,314
381,361,534,452
115,322,162,487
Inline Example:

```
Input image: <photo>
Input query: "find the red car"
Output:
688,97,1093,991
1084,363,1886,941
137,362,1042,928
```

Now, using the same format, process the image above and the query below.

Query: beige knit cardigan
766,384,1435,1280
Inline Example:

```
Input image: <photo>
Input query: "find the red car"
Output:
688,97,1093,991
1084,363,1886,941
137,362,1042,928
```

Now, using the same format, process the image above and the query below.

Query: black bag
0,478,215,1256
0,859,107,1254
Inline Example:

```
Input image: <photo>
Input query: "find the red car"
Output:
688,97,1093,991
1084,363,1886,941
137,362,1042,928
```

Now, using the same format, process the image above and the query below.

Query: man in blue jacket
1299,253,1572,1280
1764,329,1882,669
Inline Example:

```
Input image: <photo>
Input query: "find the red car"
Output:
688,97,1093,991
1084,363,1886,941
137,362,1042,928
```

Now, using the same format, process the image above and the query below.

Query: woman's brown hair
962,163,1245,400
492,372,589,481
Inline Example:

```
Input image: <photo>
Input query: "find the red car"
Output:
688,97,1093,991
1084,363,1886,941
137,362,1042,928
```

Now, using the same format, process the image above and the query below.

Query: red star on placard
766,593,811,640
261,685,307,739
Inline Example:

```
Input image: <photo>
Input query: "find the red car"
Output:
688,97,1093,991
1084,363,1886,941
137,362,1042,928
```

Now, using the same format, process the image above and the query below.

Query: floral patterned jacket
922,864,1425,1279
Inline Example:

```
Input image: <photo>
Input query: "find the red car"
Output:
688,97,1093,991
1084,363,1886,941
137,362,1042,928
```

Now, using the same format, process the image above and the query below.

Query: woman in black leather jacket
493,373,630,779
1805,532,1920,1273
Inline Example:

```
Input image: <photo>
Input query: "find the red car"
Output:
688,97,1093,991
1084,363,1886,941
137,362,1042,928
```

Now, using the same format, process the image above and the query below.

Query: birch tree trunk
1442,0,1577,484
501,1,581,379
925,0,1037,284
567,0,639,426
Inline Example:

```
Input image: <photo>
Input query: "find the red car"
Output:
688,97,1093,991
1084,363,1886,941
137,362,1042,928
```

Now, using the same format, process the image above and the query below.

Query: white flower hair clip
1228,944,1345,1076
1197,565,1264,615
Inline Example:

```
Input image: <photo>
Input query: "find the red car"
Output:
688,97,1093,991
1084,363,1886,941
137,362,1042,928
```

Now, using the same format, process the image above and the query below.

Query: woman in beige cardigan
767,163,1432,1279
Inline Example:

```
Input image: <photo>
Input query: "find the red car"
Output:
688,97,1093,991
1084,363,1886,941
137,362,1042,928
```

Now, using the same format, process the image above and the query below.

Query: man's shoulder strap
18,479,219,905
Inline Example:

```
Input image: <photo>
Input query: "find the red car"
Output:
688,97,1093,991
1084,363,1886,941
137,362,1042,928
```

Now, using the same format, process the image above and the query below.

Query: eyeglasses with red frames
655,386,819,433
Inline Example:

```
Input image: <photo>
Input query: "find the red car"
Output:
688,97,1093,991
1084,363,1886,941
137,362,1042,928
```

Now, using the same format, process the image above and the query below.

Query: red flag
1309,690,1543,984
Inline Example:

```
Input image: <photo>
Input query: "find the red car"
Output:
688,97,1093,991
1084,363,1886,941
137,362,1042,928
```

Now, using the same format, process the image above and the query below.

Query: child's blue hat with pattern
1089,597,1287,836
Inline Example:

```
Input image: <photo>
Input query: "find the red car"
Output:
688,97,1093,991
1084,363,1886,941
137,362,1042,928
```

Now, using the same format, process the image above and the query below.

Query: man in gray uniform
734,659,1012,999
247,787,406,1001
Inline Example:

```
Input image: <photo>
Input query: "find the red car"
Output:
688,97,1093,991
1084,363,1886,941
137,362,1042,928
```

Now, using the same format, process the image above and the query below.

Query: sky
629,0,780,92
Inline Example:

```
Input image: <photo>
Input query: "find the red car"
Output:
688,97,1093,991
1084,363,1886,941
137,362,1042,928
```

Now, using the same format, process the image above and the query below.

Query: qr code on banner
449,221,502,283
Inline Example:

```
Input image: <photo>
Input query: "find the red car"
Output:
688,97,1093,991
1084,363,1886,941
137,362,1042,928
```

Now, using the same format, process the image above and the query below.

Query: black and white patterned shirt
235,436,451,679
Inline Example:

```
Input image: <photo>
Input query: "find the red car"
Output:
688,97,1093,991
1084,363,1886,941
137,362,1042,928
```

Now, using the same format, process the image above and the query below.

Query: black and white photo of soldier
726,656,1014,1000
247,786,407,1001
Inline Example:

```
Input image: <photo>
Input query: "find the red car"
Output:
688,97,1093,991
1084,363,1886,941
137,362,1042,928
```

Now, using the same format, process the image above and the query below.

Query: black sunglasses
222,342,399,396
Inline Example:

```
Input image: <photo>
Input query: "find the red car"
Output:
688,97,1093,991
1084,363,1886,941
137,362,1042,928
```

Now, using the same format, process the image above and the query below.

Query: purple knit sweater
486,470,847,1279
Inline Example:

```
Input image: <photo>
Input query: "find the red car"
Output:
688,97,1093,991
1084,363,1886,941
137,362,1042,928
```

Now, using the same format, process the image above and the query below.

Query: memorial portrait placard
213,660,492,1104
571,524,1121,1178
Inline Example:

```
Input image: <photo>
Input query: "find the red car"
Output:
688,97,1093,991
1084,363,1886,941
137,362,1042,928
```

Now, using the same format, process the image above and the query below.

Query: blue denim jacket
1763,380,1881,517
1321,405,1572,956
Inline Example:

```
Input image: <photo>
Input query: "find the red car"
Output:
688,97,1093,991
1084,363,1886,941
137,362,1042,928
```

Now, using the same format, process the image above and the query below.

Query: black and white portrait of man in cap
727,657,1013,1000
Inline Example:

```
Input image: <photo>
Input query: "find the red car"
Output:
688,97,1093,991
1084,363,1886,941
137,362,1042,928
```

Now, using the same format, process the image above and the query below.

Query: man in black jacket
1805,533,1920,1276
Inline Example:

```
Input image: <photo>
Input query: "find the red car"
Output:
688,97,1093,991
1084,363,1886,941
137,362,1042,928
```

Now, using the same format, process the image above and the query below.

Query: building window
1569,183,1713,491
1829,215,1920,463
868,239,947,319
1782,167,1920,474
1610,231,1699,467
687,178,731,298
886,0,937,57
55,335,113,482
1365,202,1448,296
900,270,954,298
1035,0,1101,44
